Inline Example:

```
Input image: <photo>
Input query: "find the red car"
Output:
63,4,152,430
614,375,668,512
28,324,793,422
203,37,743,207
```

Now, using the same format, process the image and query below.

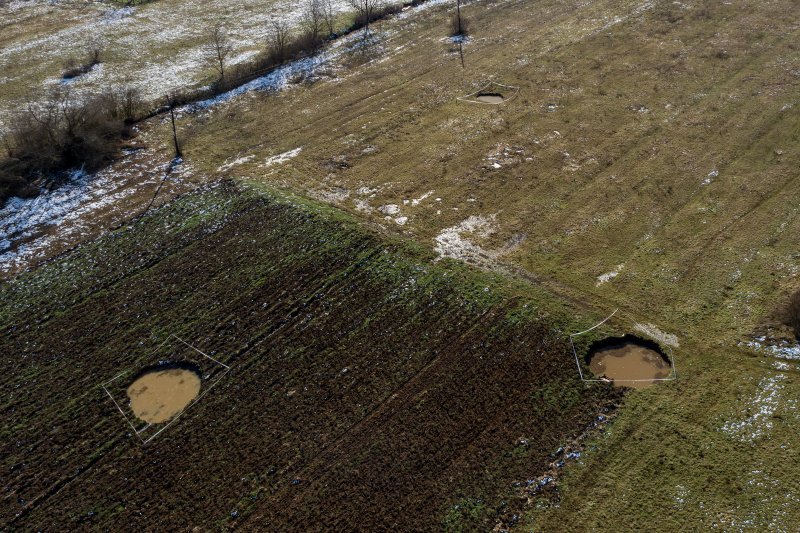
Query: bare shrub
348,0,384,34
62,43,103,79
206,23,233,82
99,86,143,123
268,18,291,64
0,87,128,203
786,290,800,339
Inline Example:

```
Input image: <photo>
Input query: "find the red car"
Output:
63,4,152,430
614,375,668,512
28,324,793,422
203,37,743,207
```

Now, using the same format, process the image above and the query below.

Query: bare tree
787,290,800,338
268,18,291,63
322,0,337,36
99,85,142,123
206,23,233,82
303,0,325,42
348,0,383,34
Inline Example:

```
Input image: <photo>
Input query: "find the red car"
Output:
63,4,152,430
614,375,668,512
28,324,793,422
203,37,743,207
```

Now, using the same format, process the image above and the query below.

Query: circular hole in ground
586,335,671,389
476,92,504,103
126,362,202,424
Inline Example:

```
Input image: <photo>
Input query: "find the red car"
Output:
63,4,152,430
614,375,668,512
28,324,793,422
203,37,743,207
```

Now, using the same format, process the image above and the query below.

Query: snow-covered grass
0,145,195,276
742,337,800,360
720,374,786,443
0,0,353,127
596,264,623,285
434,214,497,262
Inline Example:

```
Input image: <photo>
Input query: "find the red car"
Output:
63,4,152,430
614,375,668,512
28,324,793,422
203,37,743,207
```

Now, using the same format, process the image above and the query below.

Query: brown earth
0,185,621,530
589,343,671,389
127,368,201,424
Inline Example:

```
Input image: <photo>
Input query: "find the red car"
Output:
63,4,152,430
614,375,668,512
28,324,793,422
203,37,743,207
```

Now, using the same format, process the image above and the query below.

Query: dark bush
0,87,131,205
786,290,800,339
62,45,102,80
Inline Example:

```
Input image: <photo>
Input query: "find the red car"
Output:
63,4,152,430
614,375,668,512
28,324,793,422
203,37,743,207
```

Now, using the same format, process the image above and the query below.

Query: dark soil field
0,182,620,530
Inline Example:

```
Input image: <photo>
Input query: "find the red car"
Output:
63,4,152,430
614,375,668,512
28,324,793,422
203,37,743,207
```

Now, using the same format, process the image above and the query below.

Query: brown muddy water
476,92,504,104
127,367,201,423
588,337,671,389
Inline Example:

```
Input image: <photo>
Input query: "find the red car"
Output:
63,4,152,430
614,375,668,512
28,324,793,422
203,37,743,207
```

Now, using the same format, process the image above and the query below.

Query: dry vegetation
2,0,800,529
0,86,141,203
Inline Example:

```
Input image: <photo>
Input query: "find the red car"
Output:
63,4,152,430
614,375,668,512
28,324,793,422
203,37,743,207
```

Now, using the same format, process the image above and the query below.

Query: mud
127,365,202,423
476,92,504,103
587,336,671,389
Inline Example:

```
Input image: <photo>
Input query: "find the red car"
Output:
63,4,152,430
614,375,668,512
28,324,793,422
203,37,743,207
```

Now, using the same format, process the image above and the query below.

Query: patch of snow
264,147,302,167
596,264,624,285
411,190,434,206
378,204,401,216
0,156,177,275
356,186,377,196
703,168,719,185
721,374,786,442
217,154,255,172
354,198,372,213
743,337,800,360
444,34,471,44
634,323,680,348
433,214,497,262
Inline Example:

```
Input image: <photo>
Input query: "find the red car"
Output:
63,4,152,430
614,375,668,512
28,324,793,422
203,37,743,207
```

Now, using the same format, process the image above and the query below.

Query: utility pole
456,0,462,35
166,94,182,158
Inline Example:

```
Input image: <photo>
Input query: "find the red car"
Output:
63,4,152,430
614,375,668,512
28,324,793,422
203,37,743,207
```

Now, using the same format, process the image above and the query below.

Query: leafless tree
268,18,291,63
787,290,800,338
348,0,383,34
322,0,337,35
206,23,233,82
100,85,142,123
303,0,325,41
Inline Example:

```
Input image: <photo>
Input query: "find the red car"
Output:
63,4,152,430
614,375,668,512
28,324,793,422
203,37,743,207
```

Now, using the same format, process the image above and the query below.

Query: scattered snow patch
217,154,255,172
596,264,624,286
721,374,786,442
634,323,680,348
264,147,302,167
434,214,497,262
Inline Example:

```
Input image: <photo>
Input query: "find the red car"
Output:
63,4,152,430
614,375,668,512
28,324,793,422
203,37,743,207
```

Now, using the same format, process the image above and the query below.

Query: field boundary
101,334,231,445
569,309,678,384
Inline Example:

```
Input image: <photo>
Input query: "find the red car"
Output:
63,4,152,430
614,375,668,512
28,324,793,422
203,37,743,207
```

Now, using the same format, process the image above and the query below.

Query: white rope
172,334,231,369
569,309,618,338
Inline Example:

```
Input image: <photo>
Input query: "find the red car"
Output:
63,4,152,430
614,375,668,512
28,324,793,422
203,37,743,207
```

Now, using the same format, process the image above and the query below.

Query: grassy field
2,0,800,529
164,0,799,527
0,182,622,529
0,0,353,125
